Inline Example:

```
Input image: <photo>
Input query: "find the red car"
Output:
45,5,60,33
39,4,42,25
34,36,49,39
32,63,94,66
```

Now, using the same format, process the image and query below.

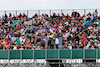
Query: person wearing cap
94,40,98,48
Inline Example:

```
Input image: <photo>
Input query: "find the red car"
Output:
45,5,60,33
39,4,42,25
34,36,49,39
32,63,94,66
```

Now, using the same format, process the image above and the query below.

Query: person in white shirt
84,45,89,49
13,45,17,50
49,26,54,33
59,24,63,29
68,42,72,49
36,46,40,50
90,45,95,49
19,35,26,45
6,33,11,38
47,33,53,38
83,15,86,21
55,37,59,49
21,28,25,35
94,27,98,32
98,41,100,48
86,41,91,49
72,27,77,33
94,40,98,47
11,35,16,42
66,30,70,37
94,19,99,25
94,9,98,17
68,45,72,49
88,25,93,32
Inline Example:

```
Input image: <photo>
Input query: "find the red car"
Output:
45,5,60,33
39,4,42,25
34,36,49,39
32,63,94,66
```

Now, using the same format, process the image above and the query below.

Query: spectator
0,10,99,50
55,37,59,49
94,9,98,17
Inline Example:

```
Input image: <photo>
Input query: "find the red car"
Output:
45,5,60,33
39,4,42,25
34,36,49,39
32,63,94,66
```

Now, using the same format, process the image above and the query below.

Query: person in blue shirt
82,20,86,26
33,26,38,32
10,31,13,37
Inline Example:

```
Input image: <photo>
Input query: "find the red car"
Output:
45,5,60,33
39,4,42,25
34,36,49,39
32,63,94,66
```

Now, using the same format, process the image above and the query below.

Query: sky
0,0,100,10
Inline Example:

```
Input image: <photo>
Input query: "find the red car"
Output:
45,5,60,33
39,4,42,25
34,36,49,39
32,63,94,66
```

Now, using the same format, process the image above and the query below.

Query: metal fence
0,49,100,67
0,49,99,60
0,9,100,17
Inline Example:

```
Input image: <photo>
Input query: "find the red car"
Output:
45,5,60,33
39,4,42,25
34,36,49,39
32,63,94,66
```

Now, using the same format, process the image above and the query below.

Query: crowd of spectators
0,9,100,50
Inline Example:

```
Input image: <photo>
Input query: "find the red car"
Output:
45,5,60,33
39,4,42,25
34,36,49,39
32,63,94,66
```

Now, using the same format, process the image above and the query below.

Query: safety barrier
0,49,99,60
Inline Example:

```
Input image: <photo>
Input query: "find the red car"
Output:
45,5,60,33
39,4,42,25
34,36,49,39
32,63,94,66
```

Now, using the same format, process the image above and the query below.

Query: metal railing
0,9,100,17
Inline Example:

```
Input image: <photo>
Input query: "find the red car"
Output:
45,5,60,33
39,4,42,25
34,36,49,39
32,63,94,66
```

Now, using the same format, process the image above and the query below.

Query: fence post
96,49,98,59
61,10,63,16
16,10,17,16
33,49,34,59
45,38,48,48
27,10,28,18
58,49,59,59
5,11,6,14
73,9,74,12
38,10,40,16
20,50,22,60
71,49,72,59
45,49,47,60
84,9,86,16
83,49,85,59
59,60,60,67
97,49,99,63
8,50,10,63
59,37,62,48
50,10,51,16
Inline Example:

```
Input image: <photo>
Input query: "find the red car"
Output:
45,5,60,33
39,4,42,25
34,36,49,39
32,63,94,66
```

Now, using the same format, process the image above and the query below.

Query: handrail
0,9,99,11
0,9,99,17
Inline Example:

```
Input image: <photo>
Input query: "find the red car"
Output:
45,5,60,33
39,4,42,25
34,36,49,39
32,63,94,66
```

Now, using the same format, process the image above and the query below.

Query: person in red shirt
82,38,86,44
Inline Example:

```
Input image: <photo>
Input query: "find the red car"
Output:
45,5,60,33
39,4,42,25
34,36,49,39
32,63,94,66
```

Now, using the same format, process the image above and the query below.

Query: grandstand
0,9,100,67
